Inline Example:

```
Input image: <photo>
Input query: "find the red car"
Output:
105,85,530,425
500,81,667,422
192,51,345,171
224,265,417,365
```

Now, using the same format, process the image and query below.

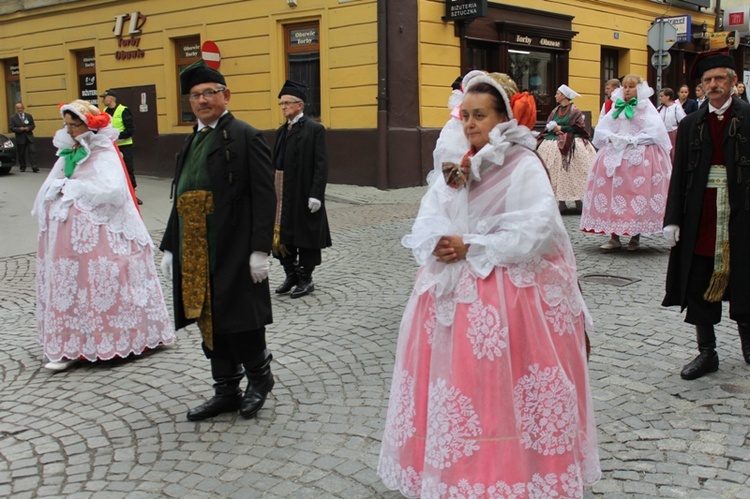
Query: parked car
0,133,17,174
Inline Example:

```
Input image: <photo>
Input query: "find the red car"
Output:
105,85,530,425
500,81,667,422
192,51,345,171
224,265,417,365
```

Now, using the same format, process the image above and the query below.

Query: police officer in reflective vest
101,89,141,204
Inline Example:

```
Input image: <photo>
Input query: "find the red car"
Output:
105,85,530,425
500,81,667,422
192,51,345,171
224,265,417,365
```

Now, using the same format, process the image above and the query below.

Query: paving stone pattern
1,182,749,498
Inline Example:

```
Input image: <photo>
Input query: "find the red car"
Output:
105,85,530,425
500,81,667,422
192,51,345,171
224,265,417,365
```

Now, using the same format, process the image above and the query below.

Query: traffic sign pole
647,19,677,101
655,20,666,97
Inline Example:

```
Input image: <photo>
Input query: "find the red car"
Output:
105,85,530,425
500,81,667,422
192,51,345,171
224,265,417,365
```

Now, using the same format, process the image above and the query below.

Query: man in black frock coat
272,80,332,298
160,60,277,421
663,52,750,380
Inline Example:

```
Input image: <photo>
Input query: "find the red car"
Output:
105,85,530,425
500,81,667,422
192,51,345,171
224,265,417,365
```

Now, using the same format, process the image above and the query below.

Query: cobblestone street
1,172,749,498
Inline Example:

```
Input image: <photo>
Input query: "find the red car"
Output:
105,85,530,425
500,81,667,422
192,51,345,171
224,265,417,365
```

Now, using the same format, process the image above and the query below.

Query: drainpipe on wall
715,0,722,32
376,0,388,190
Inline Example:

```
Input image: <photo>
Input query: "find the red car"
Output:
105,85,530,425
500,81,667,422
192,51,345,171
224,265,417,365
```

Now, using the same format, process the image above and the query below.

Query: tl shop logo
112,12,147,61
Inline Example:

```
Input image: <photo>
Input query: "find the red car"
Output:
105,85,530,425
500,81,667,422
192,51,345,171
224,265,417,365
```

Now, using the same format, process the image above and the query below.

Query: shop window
176,36,201,124
4,58,21,130
76,50,97,106
285,22,321,119
466,41,500,72
508,50,557,123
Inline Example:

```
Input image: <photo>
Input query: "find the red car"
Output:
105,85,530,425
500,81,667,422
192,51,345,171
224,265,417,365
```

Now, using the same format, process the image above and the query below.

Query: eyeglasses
189,87,226,101
63,121,86,129
278,100,302,107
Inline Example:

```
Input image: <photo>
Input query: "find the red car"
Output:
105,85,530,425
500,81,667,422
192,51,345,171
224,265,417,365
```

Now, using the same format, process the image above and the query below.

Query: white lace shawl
592,81,672,177
32,127,151,246
404,121,591,329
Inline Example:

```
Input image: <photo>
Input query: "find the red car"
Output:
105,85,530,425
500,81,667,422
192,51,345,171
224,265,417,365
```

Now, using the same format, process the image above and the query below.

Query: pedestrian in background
9,102,39,172
598,78,621,120
736,81,749,103
657,87,685,162
663,52,750,380
271,80,331,299
100,89,141,204
677,84,698,114
32,100,174,371
695,83,707,108
580,74,672,251
537,83,596,214
379,71,600,497
160,60,276,421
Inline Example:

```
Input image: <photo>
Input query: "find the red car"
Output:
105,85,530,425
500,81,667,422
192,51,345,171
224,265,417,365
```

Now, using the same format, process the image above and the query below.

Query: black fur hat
278,79,307,102
179,59,226,94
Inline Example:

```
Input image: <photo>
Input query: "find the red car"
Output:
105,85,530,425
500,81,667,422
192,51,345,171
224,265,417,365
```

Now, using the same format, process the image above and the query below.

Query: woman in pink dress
32,100,174,371
580,75,672,251
378,72,600,498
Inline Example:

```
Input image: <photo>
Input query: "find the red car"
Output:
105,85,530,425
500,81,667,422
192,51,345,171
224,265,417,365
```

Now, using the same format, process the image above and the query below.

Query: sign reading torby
290,27,318,46
513,34,565,50
445,0,487,21
112,12,147,61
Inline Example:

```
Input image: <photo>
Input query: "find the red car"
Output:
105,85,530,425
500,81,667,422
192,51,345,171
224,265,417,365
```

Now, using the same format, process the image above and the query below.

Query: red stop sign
201,41,221,69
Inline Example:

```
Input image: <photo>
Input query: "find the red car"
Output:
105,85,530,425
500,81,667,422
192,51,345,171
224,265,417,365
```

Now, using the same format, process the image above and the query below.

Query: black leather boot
187,359,244,421
680,325,719,380
239,355,275,419
738,323,750,364
275,262,299,294
290,266,315,298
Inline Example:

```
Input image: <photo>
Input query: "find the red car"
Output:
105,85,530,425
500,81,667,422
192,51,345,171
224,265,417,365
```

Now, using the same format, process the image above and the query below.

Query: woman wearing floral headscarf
378,72,600,498
537,84,597,214
32,100,174,371
580,74,672,251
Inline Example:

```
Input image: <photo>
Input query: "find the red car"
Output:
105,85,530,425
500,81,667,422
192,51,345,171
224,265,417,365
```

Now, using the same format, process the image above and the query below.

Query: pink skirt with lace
36,205,174,362
378,265,600,498
580,143,671,236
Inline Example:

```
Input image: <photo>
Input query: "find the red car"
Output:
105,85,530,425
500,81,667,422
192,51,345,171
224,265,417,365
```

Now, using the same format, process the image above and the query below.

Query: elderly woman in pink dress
378,72,600,498
32,100,174,371
537,84,597,214
580,74,672,251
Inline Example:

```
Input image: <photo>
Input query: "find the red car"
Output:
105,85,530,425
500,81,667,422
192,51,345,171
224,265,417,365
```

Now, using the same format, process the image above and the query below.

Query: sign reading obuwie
445,0,487,21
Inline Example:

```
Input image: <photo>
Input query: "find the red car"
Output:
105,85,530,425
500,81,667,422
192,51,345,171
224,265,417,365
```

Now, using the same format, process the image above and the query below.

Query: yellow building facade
0,0,724,187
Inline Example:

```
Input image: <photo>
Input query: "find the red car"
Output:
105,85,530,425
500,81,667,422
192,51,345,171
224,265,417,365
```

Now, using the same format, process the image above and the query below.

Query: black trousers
685,255,724,326
202,327,267,367
119,144,136,188
278,245,321,269
17,140,37,170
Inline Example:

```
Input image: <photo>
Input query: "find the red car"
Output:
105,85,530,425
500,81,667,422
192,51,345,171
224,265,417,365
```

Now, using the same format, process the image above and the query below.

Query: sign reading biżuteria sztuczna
445,0,488,21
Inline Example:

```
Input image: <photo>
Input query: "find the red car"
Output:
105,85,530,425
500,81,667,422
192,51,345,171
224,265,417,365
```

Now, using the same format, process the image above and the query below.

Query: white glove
663,225,680,247
545,121,557,132
160,250,173,280
249,251,269,283
308,197,321,213
609,135,630,150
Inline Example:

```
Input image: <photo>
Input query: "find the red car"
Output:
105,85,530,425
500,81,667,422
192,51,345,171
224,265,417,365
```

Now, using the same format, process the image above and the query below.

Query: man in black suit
663,52,750,380
9,103,38,172
271,80,332,298
159,60,277,421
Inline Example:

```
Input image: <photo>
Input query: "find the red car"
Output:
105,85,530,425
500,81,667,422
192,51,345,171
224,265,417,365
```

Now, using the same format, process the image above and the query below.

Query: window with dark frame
176,36,201,124
4,58,21,131
466,41,499,72
601,48,619,107
285,22,321,120
76,50,97,107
